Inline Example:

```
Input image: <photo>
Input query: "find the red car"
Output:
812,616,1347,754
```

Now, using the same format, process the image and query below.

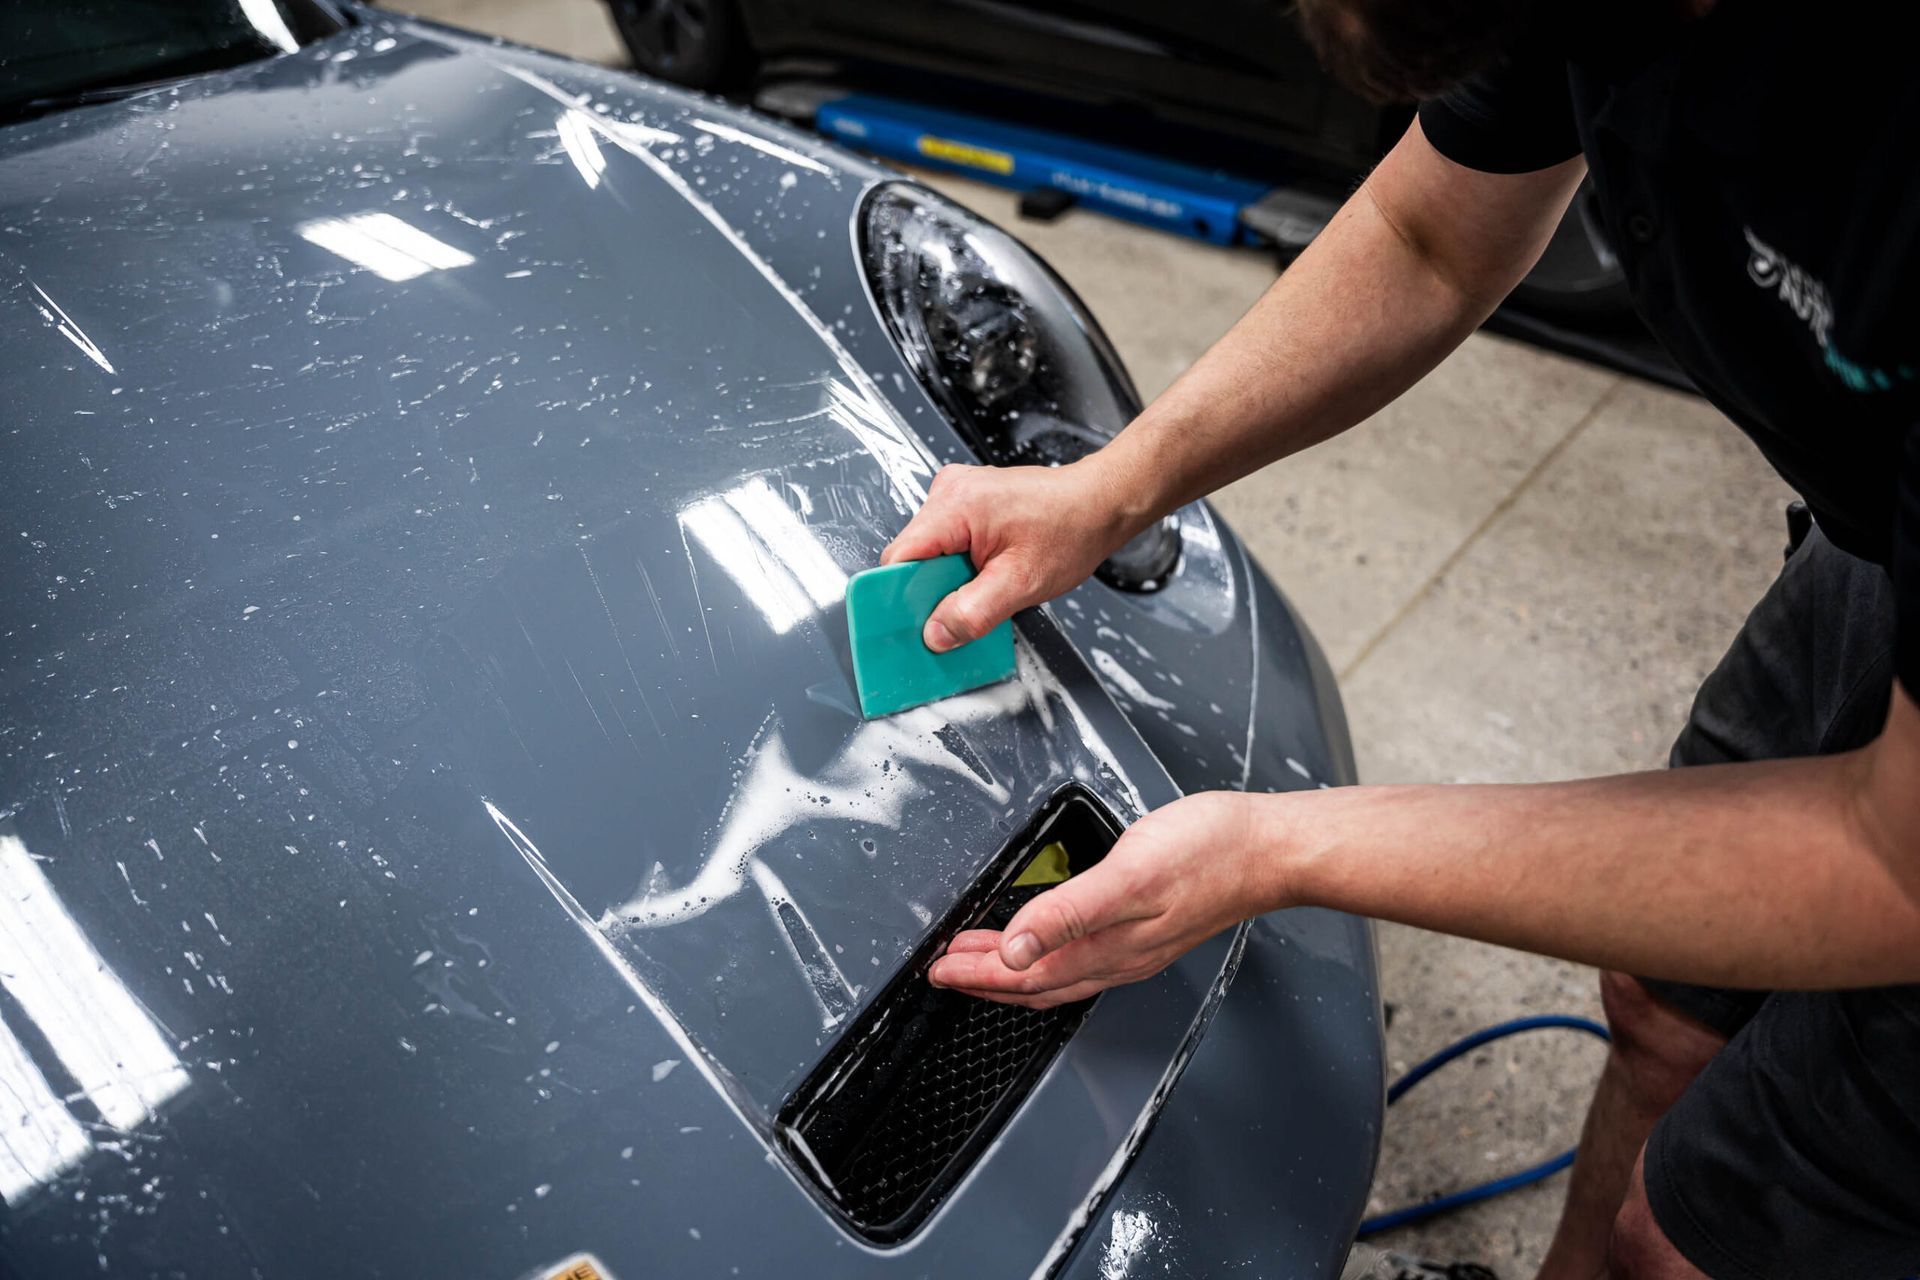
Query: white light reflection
600,117,683,149
236,0,300,53
821,378,932,510
721,478,846,607
679,477,846,635
0,834,188,1153
296,212,476,282
555,111,607,189
29,282,115,375
0,1017,90,1206
689,118,833,176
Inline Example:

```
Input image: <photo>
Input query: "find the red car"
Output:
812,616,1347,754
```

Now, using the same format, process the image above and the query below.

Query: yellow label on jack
915,134,1015,175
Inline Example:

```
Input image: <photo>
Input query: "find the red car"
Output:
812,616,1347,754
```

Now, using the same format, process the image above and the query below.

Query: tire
605,0,751,92
1508,178,1633,322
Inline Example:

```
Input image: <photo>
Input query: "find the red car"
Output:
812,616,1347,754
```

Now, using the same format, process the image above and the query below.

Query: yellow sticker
914,134,1015,175
1013,841,1071,888
539,1255,611,1280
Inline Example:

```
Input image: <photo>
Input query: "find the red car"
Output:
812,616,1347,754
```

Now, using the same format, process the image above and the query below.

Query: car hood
0,18,1239,1278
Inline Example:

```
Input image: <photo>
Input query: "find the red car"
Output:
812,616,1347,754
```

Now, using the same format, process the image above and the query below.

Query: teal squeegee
846,554,1016,718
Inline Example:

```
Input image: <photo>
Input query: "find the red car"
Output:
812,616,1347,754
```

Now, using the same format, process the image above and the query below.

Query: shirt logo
1742,225,1913,394
1743,226,1833,349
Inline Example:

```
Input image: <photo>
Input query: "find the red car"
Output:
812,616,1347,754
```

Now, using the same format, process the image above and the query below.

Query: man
886,3,1920,1277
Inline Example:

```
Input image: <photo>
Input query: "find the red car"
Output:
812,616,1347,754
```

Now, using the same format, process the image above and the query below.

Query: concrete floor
387,2,1797,1271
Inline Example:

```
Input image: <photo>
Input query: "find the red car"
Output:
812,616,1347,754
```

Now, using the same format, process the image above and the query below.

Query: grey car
0,3,1382,1276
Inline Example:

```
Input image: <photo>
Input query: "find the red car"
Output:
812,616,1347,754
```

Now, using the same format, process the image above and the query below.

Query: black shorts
1638,523,1920,1280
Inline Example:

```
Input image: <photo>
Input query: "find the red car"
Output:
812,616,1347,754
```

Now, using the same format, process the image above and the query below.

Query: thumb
924,556,1035,653
997,860,1149,971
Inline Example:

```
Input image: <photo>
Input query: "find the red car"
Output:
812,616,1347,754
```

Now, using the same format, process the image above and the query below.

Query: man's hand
881,459,1144,653
878,122,1586,659
927,791,1280,1008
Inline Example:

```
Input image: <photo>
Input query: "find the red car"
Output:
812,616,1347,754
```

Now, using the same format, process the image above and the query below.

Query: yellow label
1013,841,1071,888
915,134,1015,175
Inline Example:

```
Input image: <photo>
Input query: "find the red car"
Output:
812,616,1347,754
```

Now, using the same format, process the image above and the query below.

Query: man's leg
1538,521,1896,1280
1636,984,1920,1280
1604,1151,1707,1280
1535,975,1727,1280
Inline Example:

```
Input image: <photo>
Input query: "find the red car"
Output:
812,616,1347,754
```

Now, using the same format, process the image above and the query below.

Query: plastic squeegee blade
845,554,1016,718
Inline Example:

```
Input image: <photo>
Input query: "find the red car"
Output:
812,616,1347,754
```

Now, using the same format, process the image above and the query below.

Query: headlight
862,183,1182,592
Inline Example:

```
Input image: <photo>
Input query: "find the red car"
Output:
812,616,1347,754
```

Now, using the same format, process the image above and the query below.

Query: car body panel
0,13,1379,1277
1060,905,1383,1279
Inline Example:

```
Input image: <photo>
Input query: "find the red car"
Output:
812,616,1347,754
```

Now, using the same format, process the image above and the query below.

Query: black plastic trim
776,784,1119,1243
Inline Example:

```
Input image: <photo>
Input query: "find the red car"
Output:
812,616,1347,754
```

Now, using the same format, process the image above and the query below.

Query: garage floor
386,2,1796,1271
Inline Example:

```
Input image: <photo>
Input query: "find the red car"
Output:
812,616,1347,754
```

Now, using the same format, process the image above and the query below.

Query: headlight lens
862,184,1181,591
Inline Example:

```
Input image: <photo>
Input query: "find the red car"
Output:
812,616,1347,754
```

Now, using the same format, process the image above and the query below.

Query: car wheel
1508,178,1633,321
605,0,751,91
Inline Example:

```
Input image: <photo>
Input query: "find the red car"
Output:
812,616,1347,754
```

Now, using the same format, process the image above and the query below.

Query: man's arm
882,121,1586,652
1078,119,1583,521
929,686,1920,1005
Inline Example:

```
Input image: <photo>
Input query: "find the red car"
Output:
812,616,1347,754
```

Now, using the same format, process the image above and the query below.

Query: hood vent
777,787,1119,1242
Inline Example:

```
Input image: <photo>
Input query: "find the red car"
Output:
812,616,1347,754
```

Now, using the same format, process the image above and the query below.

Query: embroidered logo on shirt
1743,226,1913,393
1743,226,1833,348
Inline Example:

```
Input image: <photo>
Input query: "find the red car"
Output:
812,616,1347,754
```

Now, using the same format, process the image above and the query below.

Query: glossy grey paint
0,12,1379,1278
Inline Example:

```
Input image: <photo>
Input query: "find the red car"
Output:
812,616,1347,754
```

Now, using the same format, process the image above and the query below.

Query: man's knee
1598,972,1727,1112
1606,1152,1708,1279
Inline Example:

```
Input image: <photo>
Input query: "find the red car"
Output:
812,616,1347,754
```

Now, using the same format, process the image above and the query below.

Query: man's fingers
996,861,1151,971
926,948,1012,990
923,556,1035,652
941,929,1002,955
929,924,1146,996
927,943,1104,994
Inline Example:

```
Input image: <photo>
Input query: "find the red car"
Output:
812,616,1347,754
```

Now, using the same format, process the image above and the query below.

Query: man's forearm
1269,747,1920,988
1092,189,1483,525
1087,125,1585,530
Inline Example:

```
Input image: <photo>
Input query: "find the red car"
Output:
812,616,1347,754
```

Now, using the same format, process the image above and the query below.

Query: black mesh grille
779,789,1117,1241
827,972,1075,1226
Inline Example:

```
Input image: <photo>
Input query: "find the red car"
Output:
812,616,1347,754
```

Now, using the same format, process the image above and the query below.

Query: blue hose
1356,1014,1611,1238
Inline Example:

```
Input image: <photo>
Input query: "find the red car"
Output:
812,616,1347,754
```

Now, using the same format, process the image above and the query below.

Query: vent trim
776,785,1120,1243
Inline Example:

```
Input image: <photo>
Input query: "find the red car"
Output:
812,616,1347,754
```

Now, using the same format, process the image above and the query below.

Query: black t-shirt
1420,3,1920,700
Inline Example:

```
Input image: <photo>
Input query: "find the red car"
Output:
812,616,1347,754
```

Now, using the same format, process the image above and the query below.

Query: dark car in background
604,0,1629,320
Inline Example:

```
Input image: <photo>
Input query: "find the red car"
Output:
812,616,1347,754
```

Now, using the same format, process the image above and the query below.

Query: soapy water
600,711,936,931
1097,1209,1156,1280
1087,648,1175,712
600,643,1127,937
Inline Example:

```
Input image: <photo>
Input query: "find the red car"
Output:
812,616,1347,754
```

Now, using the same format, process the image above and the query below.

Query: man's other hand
880,459,1142,653
926,792,1283,1008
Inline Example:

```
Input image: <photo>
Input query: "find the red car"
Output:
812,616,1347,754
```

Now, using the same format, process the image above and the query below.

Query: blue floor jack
759,85,1340,254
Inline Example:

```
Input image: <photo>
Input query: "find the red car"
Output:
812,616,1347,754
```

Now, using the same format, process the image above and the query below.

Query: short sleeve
1896,423,1920,699
1418,52,1583,175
